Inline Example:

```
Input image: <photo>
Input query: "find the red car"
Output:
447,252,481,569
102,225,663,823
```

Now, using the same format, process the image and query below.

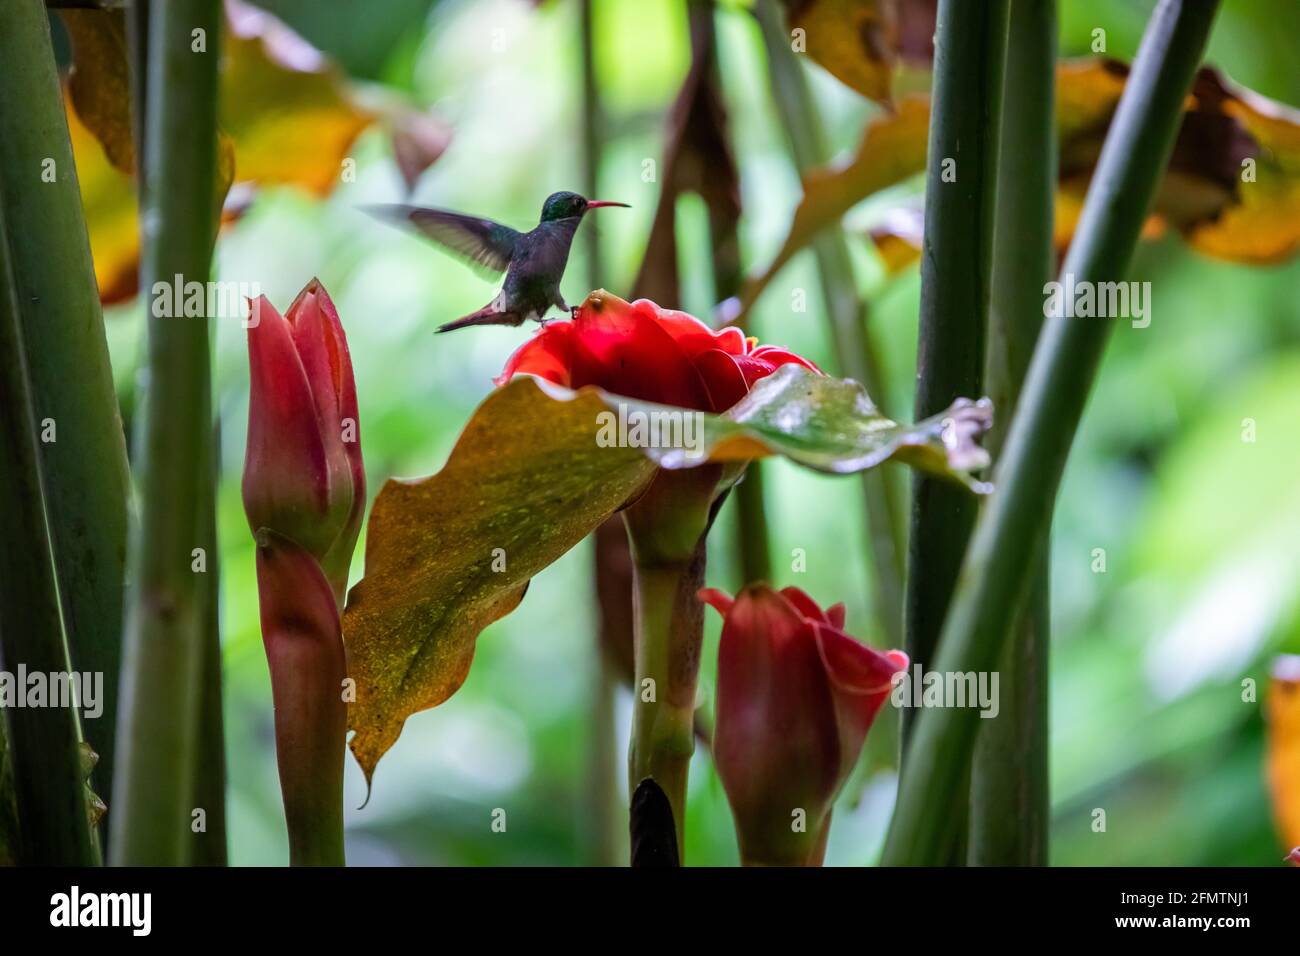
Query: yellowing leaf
781,0,935,106
740,59,1300,316
1185,74,1300,264
222,2,375,195
1268,655,1300,855
59,8,135,174
342,381,657,785
70,2,380,303
866,205,924,275
343,365,992,784
68,84,236,306
67,91,140,304
737,94,929,314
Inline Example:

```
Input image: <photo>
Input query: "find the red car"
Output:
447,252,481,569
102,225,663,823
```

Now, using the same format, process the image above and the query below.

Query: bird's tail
436,295,519,333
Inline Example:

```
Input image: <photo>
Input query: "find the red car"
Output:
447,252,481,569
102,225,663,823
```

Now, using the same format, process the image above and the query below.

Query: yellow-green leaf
67,88,141,304
59,8,135,174
222,5,375,195
740,59,1300,315
343,366,992,785
342,381,658,786
780,0,935,106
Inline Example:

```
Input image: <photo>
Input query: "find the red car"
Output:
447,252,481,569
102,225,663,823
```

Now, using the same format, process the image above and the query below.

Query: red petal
495,321,579,388
288,289,347,466
698,587,735,616
638,299,747,357
825,603,847,630
712,585,845,863
243,295,331,537
309,280,363,504
814,626,908,696
750,345,823,375
690,349,749,412
498,294,713,409
291,280,364,596
777,586,829,624
814,623,907,760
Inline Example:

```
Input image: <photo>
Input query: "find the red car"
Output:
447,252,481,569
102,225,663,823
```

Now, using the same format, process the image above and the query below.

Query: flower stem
881,0,1220,866
622,469,721,864
111,0,222,865
627,550,706,864
969,0,1057,867
0,0,132,809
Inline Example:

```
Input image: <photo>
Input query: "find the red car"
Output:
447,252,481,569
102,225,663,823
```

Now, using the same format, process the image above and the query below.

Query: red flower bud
253,528,348,865
495,291,820,412
700,584,907,866
242,279,363,598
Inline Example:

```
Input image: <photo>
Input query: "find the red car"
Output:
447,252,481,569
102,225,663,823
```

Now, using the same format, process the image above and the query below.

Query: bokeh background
80,0,1300,865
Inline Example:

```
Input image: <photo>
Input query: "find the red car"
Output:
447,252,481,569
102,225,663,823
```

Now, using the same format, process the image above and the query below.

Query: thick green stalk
754,0,905,649
111,0,222,865
192,418,228,865
883,0,1220,866
0,202,100,867
969,0,1057,867
0,0,132,804
627,555,705,859
623,469,721,864
124,0,228,866
903,0,1010,754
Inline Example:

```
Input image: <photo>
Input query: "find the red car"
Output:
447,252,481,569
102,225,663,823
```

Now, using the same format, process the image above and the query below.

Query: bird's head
540,191,629,222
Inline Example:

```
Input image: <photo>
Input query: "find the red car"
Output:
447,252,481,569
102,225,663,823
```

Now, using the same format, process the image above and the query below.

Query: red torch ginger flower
242,278,361,865
495,291,820,412
700,584,908,866
243,279,364,599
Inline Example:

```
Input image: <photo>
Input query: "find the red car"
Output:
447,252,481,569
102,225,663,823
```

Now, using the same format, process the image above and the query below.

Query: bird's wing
364,204,521,276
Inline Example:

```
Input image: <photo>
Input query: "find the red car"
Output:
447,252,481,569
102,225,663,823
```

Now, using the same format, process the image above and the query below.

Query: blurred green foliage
97,0,1300,865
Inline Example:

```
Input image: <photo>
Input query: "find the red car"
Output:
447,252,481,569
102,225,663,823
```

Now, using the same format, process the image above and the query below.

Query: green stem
111,0,222,865
882,0,1220,866
0,0,132,807
734,463,773,585
903,0,1010,757
754,0,905,649
969,0,1057,867
0,200,100,867
623,469,721,864
192,416,228,865
627,555,705,860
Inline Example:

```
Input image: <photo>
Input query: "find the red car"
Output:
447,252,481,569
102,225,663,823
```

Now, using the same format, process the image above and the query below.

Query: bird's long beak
586,200,630,209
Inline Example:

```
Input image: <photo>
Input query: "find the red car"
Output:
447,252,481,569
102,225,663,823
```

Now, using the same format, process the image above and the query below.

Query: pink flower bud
242,279,363,599
701,584,907,865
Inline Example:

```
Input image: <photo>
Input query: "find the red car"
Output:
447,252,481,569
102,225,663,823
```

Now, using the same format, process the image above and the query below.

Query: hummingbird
366,191,630,333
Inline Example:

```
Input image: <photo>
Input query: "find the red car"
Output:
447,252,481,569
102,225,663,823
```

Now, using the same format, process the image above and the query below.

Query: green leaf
342,382,657,785
610,364,992,491
343,368,991,785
